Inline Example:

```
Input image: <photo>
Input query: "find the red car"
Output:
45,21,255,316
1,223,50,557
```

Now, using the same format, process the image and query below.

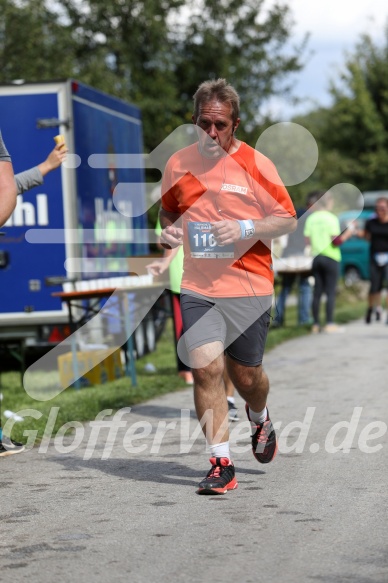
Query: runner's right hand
160,226,183,249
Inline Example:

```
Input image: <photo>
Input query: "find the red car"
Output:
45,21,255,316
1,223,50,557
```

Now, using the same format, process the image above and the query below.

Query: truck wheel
134,323,146,358
344,266,361,287
144,316,156,353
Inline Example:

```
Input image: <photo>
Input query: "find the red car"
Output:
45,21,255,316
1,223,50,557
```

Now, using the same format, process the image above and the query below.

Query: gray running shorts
180,292,272,366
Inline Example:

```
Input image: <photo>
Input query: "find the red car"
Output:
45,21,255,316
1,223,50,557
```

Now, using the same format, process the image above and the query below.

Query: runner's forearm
252,215,297,239
159,207,182,229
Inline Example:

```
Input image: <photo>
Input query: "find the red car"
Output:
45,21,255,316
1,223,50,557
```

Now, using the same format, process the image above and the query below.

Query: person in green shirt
304,191,355,333
147,219,193,384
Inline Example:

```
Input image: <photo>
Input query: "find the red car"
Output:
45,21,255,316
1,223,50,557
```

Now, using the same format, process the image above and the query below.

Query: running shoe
365,308,373,324
178,371,194,385
245,404,278,464
323,323,345,333
228,400,239,422
0,438,25,457
197,457,238,495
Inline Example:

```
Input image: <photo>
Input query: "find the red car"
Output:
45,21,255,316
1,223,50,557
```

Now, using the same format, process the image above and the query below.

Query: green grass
0,320,188,443
0,282,367,444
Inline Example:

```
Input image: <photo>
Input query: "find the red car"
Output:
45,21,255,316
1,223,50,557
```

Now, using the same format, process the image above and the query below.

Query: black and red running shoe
197,457,238,495
246,404,278,464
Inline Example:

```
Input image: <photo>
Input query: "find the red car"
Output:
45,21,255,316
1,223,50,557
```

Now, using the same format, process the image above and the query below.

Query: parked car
339,209,374,285
362,190,388,210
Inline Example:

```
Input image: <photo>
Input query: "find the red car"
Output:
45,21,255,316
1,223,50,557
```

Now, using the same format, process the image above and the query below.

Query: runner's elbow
288,216,298,233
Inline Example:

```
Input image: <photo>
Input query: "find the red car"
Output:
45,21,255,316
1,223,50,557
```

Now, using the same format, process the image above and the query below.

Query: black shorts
180,292,272,366
369,261,388,293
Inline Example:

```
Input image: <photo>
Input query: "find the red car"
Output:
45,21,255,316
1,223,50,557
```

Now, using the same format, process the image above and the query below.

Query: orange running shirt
161,141,296,297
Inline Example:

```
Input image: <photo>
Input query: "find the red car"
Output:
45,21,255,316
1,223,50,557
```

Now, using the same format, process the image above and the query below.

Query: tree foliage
0,0,305,152
0,0,76,80
173,0,306,141
294,25,388,200
58,0,185,151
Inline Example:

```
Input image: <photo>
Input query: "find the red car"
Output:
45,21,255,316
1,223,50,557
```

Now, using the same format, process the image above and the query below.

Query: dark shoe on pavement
228,400,239,422
197,457,238,495
0,438,25,457
365,308,373,324
245,404,278,464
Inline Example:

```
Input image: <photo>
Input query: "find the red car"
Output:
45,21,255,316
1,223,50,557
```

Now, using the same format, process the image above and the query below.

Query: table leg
67,300,81,389
121,292,137,386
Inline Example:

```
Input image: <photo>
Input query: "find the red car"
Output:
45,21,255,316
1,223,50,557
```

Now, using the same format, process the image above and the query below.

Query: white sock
226,396,235,405
209,441,230,460
249,406,267,425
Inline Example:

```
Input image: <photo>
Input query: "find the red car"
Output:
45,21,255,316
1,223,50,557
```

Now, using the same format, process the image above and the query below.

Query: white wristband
238,219,255,239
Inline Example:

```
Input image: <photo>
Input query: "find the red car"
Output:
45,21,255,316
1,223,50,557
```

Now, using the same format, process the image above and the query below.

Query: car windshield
339,211,372,232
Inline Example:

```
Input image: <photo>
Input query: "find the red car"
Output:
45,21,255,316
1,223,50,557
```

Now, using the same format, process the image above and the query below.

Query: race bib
374,252,388,267
188,222,235,259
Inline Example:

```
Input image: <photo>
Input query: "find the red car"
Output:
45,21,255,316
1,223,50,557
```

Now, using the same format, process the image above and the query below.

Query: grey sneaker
0,438,25,457
228,400,239,422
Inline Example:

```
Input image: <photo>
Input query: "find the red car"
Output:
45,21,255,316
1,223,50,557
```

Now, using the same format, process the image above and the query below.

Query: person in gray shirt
0,130,17,227
0,133,67,455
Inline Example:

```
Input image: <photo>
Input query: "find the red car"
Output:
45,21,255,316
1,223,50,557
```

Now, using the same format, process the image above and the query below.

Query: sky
264,0,388,118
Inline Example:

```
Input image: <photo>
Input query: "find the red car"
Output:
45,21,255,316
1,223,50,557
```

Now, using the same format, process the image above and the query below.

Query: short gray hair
193,79,240,124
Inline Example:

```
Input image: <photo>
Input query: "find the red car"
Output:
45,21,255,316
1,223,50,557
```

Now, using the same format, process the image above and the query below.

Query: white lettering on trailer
94,197,133,243
5,194,49,227
36,194,49,225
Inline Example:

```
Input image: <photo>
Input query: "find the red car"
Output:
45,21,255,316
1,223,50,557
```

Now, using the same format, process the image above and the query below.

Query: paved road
1,319,387,582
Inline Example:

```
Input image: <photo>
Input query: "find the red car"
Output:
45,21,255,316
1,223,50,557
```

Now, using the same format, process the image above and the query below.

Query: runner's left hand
211,220,243,246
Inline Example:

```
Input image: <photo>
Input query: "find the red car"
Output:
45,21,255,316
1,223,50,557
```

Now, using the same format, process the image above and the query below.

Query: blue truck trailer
0,80,161,363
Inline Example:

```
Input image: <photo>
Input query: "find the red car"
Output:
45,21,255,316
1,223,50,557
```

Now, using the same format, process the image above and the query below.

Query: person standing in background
362,197,388,324
274,192,318,327
304,191,355,333
0,130,17,227
0,129,21,455
0,136,68,456
147,226,194,385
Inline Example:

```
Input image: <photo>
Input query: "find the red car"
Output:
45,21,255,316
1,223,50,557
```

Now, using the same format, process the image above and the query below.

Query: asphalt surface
1,318,387,583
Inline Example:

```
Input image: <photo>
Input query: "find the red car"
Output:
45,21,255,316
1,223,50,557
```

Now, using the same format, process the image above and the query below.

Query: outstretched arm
37,143,68,177
15,143,68,195
146,246,181,276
